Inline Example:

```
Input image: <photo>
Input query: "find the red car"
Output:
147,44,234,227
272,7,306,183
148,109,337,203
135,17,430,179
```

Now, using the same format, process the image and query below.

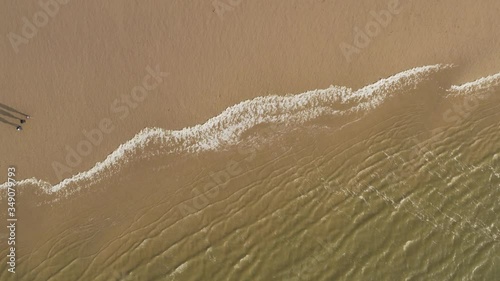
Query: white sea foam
447,72,500,96
0,64,466,195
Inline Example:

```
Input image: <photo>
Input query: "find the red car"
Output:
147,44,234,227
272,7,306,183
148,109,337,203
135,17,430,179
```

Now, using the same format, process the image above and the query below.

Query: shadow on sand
0,103,28,130
0,109,21,120
0,103,28,117
0,117,18,128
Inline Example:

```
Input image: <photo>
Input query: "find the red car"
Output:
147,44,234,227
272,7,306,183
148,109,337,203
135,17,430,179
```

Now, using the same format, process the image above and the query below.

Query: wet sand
0,0,500,184
1,77,499,280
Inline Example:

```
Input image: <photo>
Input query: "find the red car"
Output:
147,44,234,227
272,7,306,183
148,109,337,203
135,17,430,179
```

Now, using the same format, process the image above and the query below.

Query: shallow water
1,67,499,280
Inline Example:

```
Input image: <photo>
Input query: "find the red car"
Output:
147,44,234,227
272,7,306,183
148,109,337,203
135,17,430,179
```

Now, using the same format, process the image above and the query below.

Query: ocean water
1,65,499,280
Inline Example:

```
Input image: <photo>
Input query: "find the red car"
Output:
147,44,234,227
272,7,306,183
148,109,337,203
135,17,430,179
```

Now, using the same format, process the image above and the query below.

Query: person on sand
16,126,22,131
0,104,31,125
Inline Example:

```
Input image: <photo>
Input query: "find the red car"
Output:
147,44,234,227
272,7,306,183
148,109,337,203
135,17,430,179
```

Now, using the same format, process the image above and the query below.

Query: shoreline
1,0,499,183
1,64,498,195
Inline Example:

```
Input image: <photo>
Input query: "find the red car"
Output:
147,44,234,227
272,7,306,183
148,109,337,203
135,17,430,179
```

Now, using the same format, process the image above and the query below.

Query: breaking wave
2,64,498,195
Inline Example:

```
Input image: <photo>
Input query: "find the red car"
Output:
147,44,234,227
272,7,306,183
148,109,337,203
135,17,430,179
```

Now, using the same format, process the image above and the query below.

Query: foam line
448,72,500,96
0,64,456,194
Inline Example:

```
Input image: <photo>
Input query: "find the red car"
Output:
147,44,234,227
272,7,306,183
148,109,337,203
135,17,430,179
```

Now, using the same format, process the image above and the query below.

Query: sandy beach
0,1,499,280
0,0,499,184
